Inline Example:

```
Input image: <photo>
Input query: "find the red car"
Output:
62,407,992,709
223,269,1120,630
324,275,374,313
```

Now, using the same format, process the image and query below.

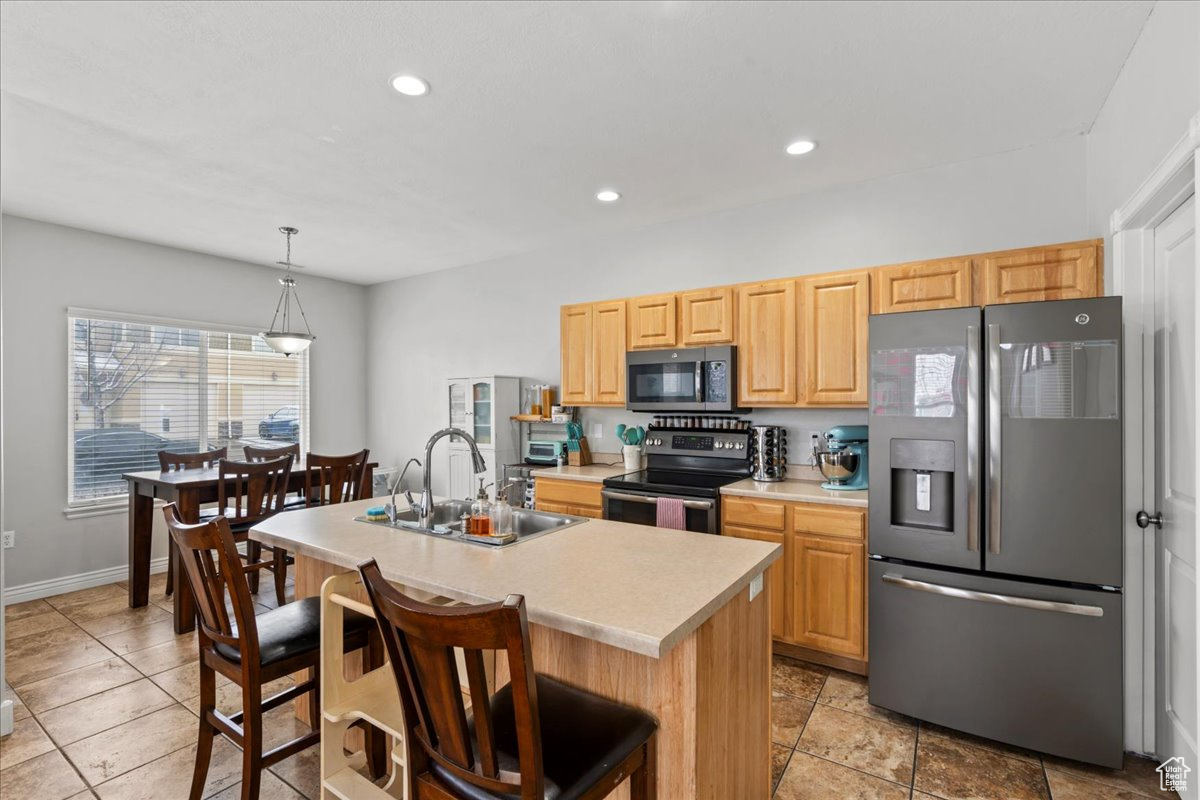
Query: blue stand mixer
816,425,869,491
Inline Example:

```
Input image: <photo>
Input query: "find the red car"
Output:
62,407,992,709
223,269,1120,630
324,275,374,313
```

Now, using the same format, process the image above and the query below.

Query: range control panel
643,430,750,456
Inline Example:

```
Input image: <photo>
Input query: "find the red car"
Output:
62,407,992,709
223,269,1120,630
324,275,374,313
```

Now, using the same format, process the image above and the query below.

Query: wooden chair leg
629,734,656,800
246,541,261,595
272,548,288,606
241,681,264,800
306,664,321,732
166,540,175,597
189,661,217,800
363,630,388,780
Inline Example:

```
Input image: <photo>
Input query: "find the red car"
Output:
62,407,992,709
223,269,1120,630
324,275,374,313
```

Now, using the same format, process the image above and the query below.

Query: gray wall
0,215,369,587
367,134,1090,492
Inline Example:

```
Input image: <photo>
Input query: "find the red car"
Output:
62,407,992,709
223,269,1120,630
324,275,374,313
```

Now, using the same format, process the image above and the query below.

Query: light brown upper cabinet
737,280,798,405
872,257,973,314
978,239,1103,305
592,300,627,405
560,301,626,406
800,270,871,405
627,293,678,350
560,303,593,405
680,287,736,345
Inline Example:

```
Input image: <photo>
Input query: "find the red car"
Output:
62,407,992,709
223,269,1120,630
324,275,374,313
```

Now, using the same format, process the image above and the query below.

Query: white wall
1086,0,1200,258
367,135,1090,491
0,215,369,589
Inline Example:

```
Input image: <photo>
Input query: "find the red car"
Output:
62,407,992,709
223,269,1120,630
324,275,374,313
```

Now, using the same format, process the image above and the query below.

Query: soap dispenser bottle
490,483,514,535
469,479,494,536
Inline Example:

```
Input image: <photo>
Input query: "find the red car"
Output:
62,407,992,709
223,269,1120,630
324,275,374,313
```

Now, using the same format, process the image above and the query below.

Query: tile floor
1,575,1175,799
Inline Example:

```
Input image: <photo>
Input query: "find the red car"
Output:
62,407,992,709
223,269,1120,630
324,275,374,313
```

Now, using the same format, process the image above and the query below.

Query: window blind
68,314,309,504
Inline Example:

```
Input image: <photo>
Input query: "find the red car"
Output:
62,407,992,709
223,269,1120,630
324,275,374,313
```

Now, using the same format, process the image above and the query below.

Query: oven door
626,348,706,411
601,489,718,533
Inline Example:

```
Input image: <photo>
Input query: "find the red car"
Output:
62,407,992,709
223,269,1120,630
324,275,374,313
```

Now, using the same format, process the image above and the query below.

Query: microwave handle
601,489,715,511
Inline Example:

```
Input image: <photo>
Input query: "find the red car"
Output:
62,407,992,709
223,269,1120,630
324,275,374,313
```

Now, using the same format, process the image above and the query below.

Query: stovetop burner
603,468,745,499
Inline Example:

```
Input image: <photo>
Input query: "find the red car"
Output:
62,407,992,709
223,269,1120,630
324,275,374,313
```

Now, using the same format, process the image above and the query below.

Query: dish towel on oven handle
655,497,686,530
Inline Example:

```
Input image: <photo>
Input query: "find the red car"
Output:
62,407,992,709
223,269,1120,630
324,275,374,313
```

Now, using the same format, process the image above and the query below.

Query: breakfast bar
251,497,781,799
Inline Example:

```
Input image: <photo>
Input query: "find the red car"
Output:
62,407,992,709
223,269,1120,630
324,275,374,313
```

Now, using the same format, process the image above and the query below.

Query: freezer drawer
868,560,1122,768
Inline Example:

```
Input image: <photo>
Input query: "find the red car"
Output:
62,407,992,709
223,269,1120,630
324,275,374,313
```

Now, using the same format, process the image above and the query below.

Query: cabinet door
724,524,787,641
448,380,469,443
792,535,864,657
470,380,493,445
978,240,1103,305
592,301,627,405
800,270,870,405
737,280,798,404
873,258,973,314
447,448,475,501
680,287,736,345
560,304,593,404
628,293,678,349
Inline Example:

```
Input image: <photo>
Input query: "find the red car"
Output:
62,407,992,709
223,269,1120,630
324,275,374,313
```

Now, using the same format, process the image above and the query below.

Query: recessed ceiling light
785,140,817,156
390,74,429,96
596,190,621,203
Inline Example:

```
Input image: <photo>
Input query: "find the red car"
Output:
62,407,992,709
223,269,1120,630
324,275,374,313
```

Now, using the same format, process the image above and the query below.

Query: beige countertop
529,459,631,483
251,498,779,659
721,478,869,508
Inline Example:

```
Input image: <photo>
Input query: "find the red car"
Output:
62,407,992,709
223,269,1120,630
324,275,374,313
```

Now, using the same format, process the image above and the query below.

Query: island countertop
251,498,780,659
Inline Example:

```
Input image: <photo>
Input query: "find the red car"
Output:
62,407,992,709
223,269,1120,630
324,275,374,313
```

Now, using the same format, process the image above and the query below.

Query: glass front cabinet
445,376,521,500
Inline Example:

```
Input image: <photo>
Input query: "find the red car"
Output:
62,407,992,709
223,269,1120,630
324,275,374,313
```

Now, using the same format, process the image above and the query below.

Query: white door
1153,193,1198,782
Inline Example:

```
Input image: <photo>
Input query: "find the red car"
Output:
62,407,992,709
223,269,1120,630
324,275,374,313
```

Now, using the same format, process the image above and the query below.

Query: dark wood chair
244,444,306,509
159,447,228,471
218,456,295,606
163,504,381,800
304,449,371,507
159,448,229,596
357,558,658,800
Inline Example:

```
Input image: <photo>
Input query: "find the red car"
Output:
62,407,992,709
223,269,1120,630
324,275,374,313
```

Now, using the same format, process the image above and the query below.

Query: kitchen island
251,498,781,799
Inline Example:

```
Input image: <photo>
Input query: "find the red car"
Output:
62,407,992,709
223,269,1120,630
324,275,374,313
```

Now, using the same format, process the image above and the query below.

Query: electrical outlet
1,531,14,549
591,423,603,440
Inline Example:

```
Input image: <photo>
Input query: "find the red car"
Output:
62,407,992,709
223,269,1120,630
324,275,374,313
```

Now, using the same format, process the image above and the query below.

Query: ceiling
0,1,1153,284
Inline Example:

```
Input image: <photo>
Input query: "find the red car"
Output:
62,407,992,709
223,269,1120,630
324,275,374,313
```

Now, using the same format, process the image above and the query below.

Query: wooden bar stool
218,456,295,606
357,558,659,800
163,504,380,800
159,448,228,597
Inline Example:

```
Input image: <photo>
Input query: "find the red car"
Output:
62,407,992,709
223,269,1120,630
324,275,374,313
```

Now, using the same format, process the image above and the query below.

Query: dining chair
243,443,306,509
159,447,229,596
159,447,228,471
163,504,382,800
304,449,371,507
218,455,295,606
357,557,659,800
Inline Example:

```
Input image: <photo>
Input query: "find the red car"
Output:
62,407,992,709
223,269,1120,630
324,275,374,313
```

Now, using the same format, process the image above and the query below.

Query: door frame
1110,111,1200,756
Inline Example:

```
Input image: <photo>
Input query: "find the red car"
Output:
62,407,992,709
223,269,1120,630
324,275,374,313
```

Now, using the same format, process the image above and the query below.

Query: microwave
525,439,568,465
626,346,740,412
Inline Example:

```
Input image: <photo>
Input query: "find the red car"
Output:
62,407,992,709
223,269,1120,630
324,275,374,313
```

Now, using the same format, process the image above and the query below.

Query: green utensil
615,424,627,442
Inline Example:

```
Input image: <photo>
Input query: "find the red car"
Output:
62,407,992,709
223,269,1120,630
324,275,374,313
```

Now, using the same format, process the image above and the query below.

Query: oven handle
601,489,715,511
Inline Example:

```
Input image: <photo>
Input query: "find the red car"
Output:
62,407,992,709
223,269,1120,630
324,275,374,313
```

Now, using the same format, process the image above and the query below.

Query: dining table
123,460,376,633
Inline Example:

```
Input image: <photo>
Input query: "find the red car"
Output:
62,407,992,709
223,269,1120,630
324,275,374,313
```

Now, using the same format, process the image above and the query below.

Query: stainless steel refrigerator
867,296,1123,768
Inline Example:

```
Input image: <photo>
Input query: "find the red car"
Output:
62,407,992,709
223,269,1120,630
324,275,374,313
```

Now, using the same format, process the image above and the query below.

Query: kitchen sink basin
355,501,589,547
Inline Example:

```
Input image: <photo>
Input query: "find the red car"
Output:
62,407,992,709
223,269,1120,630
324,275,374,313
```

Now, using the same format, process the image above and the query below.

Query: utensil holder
622,444,642,470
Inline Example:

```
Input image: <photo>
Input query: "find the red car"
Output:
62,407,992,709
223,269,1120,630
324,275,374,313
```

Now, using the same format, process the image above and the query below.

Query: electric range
601,428,751,533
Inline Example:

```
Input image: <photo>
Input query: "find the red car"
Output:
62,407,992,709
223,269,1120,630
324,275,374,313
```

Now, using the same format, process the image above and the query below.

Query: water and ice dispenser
889,438,955,532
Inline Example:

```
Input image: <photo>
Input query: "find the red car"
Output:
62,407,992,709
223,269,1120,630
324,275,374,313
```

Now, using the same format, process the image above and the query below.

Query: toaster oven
525,439,568,465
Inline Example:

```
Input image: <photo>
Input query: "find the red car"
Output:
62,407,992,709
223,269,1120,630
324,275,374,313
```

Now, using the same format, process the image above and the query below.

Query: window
68,313,309,504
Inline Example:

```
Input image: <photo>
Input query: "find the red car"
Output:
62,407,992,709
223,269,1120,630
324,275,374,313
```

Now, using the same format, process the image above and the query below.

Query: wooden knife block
568,436,593,467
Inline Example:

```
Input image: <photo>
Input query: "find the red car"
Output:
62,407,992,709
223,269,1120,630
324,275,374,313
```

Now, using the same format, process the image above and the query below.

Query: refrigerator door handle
881,574,1104,617
966,324,980,552
987,323,1002,555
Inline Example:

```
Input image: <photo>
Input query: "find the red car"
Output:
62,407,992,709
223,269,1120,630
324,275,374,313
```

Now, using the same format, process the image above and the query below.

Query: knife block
568,437,593,467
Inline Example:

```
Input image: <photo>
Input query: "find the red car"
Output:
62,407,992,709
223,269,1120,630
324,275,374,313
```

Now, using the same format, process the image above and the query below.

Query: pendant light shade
260,226,315,355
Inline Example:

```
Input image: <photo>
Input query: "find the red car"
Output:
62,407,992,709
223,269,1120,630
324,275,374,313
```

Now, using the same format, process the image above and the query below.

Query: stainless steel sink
356,501,588,547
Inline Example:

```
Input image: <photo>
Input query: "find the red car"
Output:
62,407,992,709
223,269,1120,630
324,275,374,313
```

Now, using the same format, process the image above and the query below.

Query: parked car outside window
258,405,300,441
73,428,199,498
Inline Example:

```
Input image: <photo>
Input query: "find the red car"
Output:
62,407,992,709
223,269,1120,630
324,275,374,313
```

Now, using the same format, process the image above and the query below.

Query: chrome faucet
415,428,487,527
386,457,423,524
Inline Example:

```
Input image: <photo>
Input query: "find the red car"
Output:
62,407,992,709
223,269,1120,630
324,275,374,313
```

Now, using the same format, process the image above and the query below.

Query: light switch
748,571,763,601
916,472,931,512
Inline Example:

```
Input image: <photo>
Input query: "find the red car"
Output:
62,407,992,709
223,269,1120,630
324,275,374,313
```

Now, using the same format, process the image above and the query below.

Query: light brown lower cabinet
533,478,603,519
722,496,867,672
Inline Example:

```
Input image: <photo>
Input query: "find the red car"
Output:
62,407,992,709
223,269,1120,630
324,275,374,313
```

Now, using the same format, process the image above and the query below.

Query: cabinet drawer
791,503,865,540
535,478,603,509
722,496,786,531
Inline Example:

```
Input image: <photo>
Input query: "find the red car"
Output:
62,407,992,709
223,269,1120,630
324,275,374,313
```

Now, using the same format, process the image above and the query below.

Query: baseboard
773,639,869,676
3,556,170,605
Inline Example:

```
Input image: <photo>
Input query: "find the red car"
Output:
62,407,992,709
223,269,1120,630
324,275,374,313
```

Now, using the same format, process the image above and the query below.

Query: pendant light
260,226,315,355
